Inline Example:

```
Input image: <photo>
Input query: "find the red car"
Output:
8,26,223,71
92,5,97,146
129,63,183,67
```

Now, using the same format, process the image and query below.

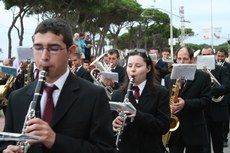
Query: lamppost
170,0,173,59
210,0,214,49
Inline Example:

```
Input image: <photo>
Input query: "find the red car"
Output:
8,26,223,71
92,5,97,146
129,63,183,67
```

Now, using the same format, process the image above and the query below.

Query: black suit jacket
112,85,170,153
165,70,211,146
112,65,125,90
76,66,93,83
206,65,230,122
0,72,115,153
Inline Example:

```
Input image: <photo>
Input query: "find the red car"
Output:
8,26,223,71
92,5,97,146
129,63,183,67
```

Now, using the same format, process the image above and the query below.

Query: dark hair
217,48,228,56
162,47,170,53
120,49,156,95
83,59,90,64
175,46,194,59
108,48,120,58
33,18,73,48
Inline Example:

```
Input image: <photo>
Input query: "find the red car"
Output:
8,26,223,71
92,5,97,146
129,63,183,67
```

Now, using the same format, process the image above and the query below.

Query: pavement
0,110,230,152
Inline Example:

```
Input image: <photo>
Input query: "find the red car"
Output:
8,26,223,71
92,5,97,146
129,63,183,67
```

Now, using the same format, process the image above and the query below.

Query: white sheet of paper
101,71,119,82
17,46,34,62
163,59,174,64
170,64,196,80
109,101,136,113
196,55,215,70
149,53,157,61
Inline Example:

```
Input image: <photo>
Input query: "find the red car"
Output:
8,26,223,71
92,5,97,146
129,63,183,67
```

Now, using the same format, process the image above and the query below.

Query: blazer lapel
51,73,80,126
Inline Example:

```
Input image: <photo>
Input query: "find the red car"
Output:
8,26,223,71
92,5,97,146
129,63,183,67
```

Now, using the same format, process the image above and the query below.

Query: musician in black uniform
0,18,115,153
103,48,125,90
112,49,170,153
216,48,230,147
201,47,230,153
164,46,211,153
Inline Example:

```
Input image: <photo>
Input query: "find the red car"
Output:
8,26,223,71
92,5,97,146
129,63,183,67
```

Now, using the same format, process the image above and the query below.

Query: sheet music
171,64,196,80
101,71,119,82
196,55,215,70
17,46,34,62
149,53,157,62
109,101,136,113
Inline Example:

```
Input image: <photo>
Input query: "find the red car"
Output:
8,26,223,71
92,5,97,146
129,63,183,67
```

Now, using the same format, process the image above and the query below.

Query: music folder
0,66,17,76
109,101,136,113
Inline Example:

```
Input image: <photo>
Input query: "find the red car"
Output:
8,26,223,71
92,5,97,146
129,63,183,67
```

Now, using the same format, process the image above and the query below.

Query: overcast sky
0,0,230,59
137,0,230,44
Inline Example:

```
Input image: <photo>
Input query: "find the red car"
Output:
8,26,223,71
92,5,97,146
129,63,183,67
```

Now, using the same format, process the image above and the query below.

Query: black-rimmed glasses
32,45,67,54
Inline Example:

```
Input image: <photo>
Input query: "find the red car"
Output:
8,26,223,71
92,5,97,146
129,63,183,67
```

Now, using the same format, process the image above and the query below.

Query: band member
215,48,230,147
164,46,211,153
70,52,93,83
112,49,170,153
0,18,115,153
201,47,230,153
103,48,125,90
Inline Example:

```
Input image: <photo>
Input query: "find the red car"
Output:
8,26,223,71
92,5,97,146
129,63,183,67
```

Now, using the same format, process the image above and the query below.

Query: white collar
46,68,69,91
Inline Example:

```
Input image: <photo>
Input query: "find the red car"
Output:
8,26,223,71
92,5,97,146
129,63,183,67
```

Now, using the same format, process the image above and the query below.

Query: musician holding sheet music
112,48,170,153
164,46,211,153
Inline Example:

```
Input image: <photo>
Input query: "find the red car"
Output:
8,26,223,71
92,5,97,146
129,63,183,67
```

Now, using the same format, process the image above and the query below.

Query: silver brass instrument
16,67,47,153
115,77,134,150
203,66,224,102
90,67,113,99
0,75,16,106
90,53,113,99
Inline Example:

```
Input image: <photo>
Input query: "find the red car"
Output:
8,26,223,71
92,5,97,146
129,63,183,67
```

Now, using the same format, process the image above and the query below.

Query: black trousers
169,131,206,153
204,115,224,153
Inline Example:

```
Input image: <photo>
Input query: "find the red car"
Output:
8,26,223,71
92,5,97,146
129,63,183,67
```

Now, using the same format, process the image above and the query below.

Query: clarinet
115,77,134,150
16,67,47,153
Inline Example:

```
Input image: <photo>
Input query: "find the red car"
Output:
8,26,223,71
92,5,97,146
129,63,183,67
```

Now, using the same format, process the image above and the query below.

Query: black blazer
76,66,93,83
0,72,115,153
206,65,230,122
112,84,170,153
165,70,211,146
112,65,125,90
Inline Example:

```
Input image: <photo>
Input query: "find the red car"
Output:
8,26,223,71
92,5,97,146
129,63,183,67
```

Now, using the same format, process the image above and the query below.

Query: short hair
33,18,73,48
217,48,228,56
162,47,170,53
108,48,120,58
74,52,82,59
175,46,194,59
83,59,90,64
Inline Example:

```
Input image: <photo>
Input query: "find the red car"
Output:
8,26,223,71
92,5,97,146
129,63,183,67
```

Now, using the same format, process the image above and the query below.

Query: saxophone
162,78,181,147
16,67,47,153
24,62,32,86
0,75,16,106
115,77,134,150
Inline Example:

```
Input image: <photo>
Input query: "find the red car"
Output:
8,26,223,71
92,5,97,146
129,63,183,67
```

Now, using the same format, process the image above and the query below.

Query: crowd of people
0,18,230,153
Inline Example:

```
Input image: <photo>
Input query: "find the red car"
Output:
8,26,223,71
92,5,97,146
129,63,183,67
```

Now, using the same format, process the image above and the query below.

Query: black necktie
43,85,58,124
133,86,140,99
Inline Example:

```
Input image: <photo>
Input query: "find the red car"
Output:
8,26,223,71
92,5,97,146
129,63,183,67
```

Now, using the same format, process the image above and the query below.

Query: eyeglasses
127,48,149,57
32,45,67,54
